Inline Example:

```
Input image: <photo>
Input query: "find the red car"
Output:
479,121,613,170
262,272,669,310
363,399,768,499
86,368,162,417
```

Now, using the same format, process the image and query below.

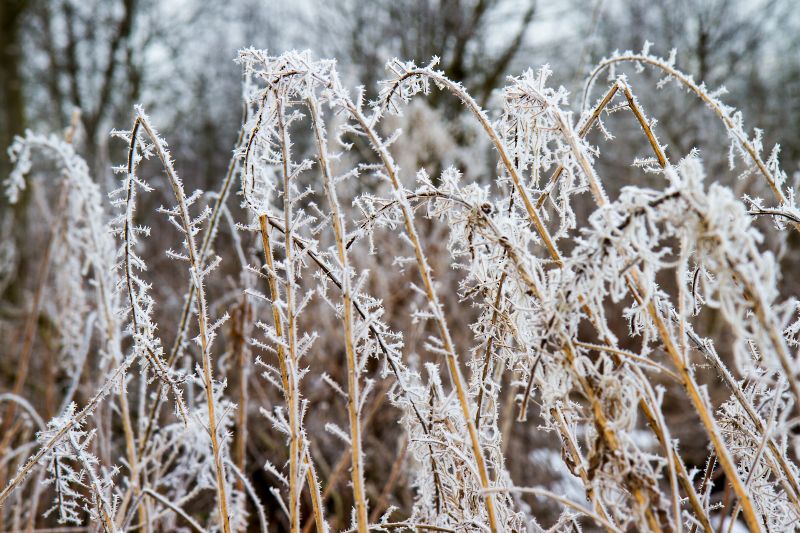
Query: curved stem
483,486,622,533
385,68,562,265
584,53,793,217
142,489,204,533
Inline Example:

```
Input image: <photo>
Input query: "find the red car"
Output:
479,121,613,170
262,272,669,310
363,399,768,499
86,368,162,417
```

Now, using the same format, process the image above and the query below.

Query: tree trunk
0,0,29,306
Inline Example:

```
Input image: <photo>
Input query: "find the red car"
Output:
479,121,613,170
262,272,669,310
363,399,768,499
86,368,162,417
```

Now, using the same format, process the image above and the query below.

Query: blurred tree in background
4,0,797,207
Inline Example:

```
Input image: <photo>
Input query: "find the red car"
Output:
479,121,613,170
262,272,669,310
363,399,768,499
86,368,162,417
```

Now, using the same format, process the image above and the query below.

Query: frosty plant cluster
2,45,800,532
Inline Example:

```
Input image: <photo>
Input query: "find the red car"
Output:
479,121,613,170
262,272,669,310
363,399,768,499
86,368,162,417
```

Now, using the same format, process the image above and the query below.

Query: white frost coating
4,45,800,533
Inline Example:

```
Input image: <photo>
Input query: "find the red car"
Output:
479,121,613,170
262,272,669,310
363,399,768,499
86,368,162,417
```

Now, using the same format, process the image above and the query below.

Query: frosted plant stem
574,148,762,530
473,271,507,430
255,211,440,533
376,101,701,533
308,96,368,533
727,376,785,532
1,114,81,449
372,186,681,529
71,434,117,533
135,113,231,533
607,89,747,532
549,405,616,531
303,449,326,533
617,93,785,529
618,81,668,168
138,117,247,458
142,489,204,533
570,85,752,531
300,382,395,533
436,189,702,531
412,185,712,529
537,78,666,209
225,460,269,533
682,322,800,508
272,98,303,533
257,215,302,533
122,121,189,425
731,268,800,419
258,212,327,533
0,349,138,508
537,81,620,208
262,213,431,430
234,293,251,491
563,339,664,532
118,370,147,532
630,278,763,532
638,368,682,532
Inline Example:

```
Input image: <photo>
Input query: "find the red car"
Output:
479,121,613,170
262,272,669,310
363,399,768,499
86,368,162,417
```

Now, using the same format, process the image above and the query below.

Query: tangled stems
6,47,800,532
342,92,501,533
383,65,694,530
584,52,794,220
